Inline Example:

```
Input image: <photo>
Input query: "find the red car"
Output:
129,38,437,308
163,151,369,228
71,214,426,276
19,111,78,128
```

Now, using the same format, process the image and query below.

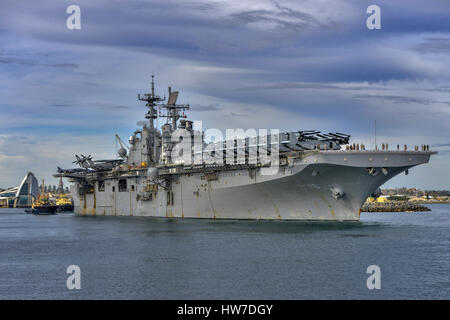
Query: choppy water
0,204,449,299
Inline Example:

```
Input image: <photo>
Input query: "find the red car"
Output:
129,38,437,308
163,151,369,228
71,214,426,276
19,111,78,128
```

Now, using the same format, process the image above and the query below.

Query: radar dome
118,147,127,158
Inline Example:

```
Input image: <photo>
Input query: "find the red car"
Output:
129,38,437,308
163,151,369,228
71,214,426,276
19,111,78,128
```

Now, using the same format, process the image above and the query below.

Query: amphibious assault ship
55,76,435,221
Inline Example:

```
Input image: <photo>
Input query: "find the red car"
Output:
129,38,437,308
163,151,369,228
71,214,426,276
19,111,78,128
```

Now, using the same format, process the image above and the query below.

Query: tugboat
32,197,58,215
55,193,74,212
31,181,57,215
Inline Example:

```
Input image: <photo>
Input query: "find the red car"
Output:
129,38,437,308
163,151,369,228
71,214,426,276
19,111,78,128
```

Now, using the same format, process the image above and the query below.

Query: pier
361,201,431,212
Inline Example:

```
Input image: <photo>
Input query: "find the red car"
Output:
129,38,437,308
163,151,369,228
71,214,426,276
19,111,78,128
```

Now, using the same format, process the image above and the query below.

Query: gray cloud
239,82,389,91
47,100,132,110
432,143,450,147
414,37,450,54
228,2,321,31
239,82,450,97
0,53,77,69
224,111,248,118
352,94,450,106
192,103,222,112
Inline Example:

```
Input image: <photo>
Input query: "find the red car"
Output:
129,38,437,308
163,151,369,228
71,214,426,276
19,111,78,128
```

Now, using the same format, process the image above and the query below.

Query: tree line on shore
381,188,449,197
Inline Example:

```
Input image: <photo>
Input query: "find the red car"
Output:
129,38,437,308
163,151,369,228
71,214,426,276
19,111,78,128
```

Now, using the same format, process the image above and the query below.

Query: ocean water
0,204,449,299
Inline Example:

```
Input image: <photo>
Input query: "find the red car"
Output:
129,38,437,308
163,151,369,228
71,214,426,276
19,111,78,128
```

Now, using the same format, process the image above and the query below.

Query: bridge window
119,179,127,192
98,181,105,192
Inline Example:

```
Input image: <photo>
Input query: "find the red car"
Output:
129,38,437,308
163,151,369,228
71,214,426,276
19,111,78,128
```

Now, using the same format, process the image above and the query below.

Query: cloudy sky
0,0,449,189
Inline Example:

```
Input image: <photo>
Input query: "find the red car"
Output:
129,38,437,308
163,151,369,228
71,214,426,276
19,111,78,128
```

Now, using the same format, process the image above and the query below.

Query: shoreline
361,201,431,212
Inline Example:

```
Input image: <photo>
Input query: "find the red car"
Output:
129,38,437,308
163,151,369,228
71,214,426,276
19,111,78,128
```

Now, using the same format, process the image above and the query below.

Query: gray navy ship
55,76,435,221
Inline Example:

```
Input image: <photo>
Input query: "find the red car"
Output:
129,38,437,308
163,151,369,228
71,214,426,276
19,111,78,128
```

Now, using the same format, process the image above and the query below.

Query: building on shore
366,195,389,203
0,172,40,208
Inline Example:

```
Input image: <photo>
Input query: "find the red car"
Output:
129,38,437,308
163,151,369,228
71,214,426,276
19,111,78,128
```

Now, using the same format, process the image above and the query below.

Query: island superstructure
55,76,435,221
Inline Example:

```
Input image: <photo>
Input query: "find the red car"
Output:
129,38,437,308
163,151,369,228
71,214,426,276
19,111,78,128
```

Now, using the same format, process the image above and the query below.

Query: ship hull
188,164,409,221
71,151,433,221
32,205,58,215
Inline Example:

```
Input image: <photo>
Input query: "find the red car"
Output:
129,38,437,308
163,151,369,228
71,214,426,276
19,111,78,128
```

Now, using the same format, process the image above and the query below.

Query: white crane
115,134,129,159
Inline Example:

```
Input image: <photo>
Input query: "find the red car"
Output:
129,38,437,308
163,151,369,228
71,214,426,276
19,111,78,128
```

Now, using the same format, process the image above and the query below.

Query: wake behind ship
55,76,435,221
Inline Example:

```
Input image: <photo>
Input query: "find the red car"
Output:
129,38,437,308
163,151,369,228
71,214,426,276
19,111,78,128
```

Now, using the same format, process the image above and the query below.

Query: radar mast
138,74,164,130
138,75,189,132
158,86,190,131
